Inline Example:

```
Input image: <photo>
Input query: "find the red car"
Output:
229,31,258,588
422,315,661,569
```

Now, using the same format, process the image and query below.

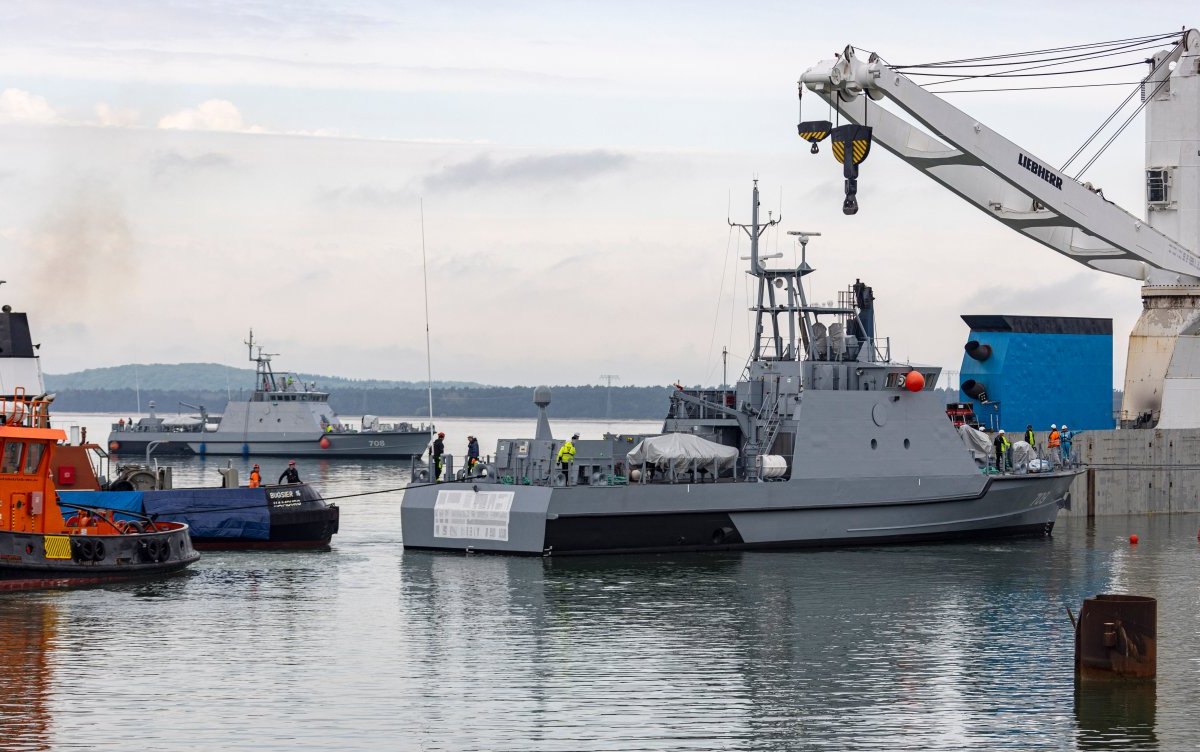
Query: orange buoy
904,371,925,393
109,441,120,451
1130,534,1139,545
319,436,331,449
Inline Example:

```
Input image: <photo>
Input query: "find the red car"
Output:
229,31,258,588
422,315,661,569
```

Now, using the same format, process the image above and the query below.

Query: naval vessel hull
401,471,1079,555
110,430,430,458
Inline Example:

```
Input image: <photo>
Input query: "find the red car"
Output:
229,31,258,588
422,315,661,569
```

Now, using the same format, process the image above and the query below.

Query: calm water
2,415,1199,751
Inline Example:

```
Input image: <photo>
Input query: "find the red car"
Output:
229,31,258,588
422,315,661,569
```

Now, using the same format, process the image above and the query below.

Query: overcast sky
0,1,1192,388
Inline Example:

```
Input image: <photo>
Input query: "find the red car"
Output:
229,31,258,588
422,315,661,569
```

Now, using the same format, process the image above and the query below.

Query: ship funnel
533,386,554,441
961,379,988,401
965,340,992,362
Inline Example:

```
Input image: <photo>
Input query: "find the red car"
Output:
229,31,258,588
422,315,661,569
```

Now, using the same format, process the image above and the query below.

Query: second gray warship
108,333,432,459
401,183,1080,555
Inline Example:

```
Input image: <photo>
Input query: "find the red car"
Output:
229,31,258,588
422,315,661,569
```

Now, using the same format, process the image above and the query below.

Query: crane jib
1017,154,1063,190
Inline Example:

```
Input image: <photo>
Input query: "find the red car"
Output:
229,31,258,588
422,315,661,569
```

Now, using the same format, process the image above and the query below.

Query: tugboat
0,390,198,588
107,331,432,459
400,183,1082,555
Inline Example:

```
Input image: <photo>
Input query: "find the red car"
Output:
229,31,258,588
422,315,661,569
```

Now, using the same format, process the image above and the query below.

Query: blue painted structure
958,315,1113,431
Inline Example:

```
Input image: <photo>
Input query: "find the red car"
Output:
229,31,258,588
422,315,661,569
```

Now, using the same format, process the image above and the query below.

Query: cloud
967,272,1124,316
422,150,633,192
157,99,264,133
94,102,140,127
0,89,59,124
151,150,236,179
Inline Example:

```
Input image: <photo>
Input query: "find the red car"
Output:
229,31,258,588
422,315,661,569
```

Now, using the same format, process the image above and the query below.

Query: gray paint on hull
115,430,430,458
399,470,1078,554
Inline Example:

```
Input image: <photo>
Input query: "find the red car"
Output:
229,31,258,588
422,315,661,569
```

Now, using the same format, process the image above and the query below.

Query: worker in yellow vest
557,433,578,482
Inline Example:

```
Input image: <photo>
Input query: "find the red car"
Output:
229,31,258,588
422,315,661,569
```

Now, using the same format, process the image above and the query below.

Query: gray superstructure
401,183,1080,555
109,332,432,459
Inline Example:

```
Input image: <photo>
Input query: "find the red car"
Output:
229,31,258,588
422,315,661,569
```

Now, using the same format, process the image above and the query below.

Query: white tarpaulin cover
626,433,739,474
1011,440,1037,473
957,424,991,465
162,415,203,427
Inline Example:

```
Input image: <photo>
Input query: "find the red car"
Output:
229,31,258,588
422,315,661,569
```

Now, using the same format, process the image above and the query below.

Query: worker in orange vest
1048,424,1062,467
248,463,262,488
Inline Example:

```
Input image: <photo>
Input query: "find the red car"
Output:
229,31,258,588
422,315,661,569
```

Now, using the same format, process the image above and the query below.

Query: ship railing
0,389,52,429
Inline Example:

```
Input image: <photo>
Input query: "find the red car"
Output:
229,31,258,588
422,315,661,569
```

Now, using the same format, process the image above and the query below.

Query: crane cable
893,32,1181,68
1074,75,1171,179
1060,40,1182,173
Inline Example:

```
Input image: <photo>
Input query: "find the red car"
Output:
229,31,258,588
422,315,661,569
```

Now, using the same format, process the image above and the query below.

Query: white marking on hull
434,490,515,541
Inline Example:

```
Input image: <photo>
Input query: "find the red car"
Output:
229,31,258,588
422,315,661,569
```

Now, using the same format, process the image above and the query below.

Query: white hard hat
1062,424,1068,429
1051,424,1057,429
998,429,1005,434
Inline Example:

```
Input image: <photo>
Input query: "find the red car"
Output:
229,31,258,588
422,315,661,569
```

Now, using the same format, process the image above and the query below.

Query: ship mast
245,329,279,393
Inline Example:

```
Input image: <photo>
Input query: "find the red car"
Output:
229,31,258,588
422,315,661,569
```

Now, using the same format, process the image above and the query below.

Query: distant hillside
45,363,481,392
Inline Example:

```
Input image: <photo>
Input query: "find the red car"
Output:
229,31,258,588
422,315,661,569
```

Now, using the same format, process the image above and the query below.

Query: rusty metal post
1086,467,1096,520
1075,594,1156,682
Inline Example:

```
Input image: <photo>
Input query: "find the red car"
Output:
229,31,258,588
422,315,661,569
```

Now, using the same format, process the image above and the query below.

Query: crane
800,29,1200,428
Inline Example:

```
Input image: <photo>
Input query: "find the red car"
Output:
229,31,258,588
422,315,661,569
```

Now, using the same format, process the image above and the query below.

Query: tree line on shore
50,385,675,420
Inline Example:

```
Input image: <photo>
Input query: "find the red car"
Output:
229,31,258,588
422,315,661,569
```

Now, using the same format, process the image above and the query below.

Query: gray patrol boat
401,183,1080,555
108,332,432,459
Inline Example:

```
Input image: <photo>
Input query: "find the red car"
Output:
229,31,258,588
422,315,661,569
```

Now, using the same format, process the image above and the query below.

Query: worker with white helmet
1060,424,1073,466
1048,424,1062,467
993,429,1011,472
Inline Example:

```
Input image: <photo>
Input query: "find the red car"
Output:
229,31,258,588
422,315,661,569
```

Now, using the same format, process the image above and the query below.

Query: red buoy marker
1129,534,1139,545
904,371,925,393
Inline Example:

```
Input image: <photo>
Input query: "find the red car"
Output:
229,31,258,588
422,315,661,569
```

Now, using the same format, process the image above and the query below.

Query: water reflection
0,598,58,752
1075,683,1157,750
2,478,1196,750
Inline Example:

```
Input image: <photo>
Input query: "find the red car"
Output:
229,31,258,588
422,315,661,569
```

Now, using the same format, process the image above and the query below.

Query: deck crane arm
799,32,1200,286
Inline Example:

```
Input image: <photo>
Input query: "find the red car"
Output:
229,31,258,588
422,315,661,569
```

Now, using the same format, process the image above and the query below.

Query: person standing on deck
557,433,578,482
1048,424,1062,467
248,464,262,488
1024,424,1035,447
993,429,1010,472
465,435,480,472
430,432,445,481
278,460,301,484
1060,424,1073,466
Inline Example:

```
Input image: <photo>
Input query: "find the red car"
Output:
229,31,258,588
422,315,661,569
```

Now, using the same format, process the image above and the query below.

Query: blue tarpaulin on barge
59,491,145,517
57,488,271,540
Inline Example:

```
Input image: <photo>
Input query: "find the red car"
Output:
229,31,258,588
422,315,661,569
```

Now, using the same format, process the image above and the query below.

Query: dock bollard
1073,594,1156,682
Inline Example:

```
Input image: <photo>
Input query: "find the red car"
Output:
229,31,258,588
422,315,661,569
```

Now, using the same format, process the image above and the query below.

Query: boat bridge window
23,442,44,474
1,441,23,473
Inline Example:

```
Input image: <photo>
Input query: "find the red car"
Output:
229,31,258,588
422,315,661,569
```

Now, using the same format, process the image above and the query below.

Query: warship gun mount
401,183,1079,555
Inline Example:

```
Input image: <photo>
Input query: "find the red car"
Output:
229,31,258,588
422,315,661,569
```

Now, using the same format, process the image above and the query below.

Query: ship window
1147,169,1170,205
1,441,22,473
885,372,901,388
23,442,44,474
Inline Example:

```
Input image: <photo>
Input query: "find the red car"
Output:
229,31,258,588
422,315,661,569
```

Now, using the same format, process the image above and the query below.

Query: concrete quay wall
1062,428,1200,516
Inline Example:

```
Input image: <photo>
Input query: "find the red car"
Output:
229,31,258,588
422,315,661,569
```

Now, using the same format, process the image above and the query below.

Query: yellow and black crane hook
830,124,873,215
